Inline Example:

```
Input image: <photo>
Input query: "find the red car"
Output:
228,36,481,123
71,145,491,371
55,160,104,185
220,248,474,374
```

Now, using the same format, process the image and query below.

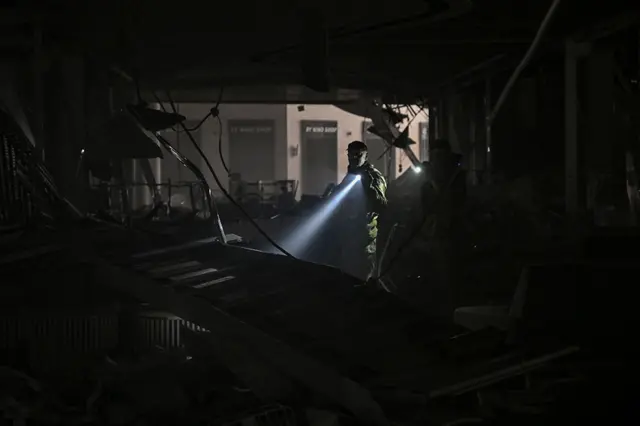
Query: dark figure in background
421,139,466,314
423,139,466,228
334,141,388,280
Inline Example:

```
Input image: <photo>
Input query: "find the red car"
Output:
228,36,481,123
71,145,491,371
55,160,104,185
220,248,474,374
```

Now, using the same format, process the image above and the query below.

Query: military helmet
347,140,368,152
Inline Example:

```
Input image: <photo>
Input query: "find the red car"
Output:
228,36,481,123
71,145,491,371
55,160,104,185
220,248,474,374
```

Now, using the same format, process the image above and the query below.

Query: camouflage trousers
339,214,378,281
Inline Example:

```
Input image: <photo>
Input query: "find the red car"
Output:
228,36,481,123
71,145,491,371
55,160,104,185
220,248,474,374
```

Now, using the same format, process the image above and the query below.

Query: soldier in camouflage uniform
335,141,388,280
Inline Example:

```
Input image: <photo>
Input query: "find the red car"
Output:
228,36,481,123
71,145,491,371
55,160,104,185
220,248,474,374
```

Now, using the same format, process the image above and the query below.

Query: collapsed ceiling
1,0,637,102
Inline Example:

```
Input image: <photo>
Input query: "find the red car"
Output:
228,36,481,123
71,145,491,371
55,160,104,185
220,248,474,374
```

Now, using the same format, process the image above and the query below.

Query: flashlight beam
280,174,361,256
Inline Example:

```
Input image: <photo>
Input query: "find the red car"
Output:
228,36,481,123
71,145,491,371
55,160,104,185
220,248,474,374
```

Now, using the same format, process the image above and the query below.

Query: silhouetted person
333,141,387,280
422,139,466,314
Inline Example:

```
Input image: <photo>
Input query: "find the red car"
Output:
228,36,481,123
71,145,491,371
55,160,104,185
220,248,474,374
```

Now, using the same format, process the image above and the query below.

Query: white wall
286,104,423,194
162,103,424,196
168,103,287,191
286,104,358,194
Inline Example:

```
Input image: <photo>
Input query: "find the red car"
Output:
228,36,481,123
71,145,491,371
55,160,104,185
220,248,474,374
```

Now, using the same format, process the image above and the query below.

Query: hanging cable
153,92,168,112
164,91,294,258
183,111,212,132
208,89,230,175
405,104,424,129
154,132,227,240
182,87,224,132
152,91,218,134
127,100,227,240
217,115,230,175
180,87,225,133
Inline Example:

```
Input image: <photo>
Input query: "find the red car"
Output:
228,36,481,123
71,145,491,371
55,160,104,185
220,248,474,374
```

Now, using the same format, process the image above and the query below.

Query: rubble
0,346,275,426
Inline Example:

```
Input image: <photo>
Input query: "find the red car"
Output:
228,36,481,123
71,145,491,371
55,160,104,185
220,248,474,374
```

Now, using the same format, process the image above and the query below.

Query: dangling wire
164,91,294,258
152,92,212,133
217,116,230,175
154,132,227,240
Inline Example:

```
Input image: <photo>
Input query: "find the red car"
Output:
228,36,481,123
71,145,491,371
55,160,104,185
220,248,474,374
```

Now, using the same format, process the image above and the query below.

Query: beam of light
275,174,362,256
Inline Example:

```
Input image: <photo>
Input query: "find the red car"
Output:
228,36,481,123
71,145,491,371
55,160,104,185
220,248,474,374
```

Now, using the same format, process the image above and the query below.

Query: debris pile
0,343,285,426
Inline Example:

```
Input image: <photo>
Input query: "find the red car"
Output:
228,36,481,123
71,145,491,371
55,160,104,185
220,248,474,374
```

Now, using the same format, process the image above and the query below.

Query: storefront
227,119,276,182
300,120,339,195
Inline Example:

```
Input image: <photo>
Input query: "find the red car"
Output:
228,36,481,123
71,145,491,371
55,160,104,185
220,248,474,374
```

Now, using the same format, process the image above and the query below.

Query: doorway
301,120,338,196
227,119,276,182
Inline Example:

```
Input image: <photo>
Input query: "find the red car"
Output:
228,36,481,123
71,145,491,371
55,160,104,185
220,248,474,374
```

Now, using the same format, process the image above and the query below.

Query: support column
31,22,45,161
477,88,488,181
428,104,437,154
468,90,482,186
447,91,462,154
109,80,137,214
565,41,579,220
564,40,590,225
437,97,447,140
84,59,114,212
586,46,615,221
484,75,493,180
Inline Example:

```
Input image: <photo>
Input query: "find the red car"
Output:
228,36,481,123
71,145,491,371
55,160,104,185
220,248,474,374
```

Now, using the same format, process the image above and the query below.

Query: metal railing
0,313,207,375
91,180,210,219
0,122,36,225
0,109,80,226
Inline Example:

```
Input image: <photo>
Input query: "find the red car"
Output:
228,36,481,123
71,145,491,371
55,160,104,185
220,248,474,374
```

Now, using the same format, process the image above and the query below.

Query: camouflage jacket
352,162,388,215
337,163,388,251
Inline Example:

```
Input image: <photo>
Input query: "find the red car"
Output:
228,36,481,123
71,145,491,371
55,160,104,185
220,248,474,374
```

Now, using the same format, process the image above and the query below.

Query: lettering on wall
229,125,274,134
227,119,276,182
300,120,339,195
304,125,338,134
